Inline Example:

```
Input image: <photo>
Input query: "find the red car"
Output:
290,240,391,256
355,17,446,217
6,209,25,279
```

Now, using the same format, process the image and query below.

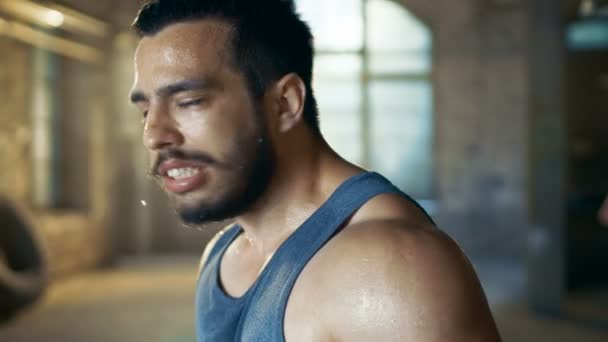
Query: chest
217,241,334,342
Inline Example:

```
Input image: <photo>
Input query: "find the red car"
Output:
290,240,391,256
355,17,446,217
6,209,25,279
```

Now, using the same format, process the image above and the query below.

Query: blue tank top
195,172,433,341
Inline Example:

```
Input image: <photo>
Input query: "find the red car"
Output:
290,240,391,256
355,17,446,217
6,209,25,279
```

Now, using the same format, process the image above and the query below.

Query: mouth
157,159,207,194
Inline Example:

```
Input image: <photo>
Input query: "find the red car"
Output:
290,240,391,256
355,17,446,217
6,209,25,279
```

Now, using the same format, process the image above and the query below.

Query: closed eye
177,98,204,108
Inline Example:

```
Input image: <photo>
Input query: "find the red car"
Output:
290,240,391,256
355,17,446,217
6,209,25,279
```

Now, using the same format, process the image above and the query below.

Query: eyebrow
129,78,220,104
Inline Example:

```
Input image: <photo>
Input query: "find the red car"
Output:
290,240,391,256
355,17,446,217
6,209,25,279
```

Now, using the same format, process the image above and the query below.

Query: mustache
149,148,217,177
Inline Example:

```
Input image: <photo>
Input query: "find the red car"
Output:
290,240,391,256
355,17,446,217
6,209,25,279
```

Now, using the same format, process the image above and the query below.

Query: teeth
167,167,200,179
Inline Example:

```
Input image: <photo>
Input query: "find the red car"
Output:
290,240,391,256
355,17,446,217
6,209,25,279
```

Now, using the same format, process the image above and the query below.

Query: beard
177,129,274,225
154,112,275,226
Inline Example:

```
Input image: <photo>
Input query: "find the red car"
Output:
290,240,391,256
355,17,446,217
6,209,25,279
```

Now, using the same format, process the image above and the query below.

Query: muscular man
130,1,501,341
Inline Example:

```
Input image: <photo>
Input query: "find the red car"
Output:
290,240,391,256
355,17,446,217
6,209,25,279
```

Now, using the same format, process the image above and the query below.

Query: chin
177,207,223,225
171,187,246,225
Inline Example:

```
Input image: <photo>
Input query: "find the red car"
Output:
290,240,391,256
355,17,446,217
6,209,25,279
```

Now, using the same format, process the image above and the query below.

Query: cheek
178,112,213,143
178,109,248,153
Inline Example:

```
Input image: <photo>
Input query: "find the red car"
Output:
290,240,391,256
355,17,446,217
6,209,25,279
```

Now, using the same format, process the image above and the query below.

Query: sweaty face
131,20,275,224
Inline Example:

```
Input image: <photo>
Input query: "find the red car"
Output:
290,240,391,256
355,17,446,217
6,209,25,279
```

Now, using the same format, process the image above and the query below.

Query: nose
142,104,184,151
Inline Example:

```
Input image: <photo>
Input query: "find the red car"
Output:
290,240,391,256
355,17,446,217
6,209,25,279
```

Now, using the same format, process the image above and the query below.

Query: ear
272,73,306,133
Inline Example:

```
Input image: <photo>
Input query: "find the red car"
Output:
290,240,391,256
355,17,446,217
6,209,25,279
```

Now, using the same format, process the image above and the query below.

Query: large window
297,0,434,198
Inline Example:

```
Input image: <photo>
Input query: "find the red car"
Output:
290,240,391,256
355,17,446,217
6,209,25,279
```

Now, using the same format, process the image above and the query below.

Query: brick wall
0,36,113,278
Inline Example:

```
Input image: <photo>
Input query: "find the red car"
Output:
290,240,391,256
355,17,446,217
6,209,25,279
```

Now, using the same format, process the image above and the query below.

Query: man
129,0,501,341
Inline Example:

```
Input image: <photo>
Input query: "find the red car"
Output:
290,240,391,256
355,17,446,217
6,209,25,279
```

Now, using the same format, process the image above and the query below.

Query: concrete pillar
399,0,530,258
527,0,567,314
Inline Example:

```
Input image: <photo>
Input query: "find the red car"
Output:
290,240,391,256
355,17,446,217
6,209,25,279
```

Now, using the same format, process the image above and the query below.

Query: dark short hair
132,0,320,134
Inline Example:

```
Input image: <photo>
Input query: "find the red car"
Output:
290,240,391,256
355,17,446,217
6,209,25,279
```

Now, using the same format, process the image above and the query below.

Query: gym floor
0,256,607,342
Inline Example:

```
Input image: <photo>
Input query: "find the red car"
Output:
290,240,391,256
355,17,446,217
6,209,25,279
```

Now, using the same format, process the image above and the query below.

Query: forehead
135,20,235,81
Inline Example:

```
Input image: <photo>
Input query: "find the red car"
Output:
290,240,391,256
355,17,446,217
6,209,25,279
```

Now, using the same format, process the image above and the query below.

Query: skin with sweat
131,20,501,342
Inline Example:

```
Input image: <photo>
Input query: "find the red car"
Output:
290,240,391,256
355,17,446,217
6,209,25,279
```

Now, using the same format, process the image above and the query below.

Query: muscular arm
323,221,501,342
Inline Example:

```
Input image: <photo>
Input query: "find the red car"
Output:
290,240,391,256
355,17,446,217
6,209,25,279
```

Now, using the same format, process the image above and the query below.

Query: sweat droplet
141,200,147,207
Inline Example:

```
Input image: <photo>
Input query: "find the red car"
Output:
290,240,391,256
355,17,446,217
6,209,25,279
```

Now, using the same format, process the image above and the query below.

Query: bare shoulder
310,217,501,341
197,223,237,276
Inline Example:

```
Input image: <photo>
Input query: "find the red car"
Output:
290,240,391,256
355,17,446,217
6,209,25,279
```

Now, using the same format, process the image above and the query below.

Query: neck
233,132,361,256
